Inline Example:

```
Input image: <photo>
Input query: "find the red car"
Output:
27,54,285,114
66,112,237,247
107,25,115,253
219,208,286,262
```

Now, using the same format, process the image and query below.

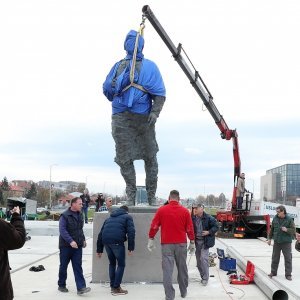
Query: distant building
37,180,84,192
260,164,300,206
136,186,148,204
9,180,33,197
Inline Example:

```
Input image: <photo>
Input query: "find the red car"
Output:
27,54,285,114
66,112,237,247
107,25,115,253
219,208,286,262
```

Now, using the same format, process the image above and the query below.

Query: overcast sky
1,0,299,200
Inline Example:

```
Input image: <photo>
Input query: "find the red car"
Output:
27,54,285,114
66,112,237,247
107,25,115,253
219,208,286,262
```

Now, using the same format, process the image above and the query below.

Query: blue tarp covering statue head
124,30,144,59
103,29,166,206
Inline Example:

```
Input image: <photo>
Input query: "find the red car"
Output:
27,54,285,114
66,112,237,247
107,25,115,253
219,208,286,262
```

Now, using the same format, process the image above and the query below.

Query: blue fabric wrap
103,30,166,115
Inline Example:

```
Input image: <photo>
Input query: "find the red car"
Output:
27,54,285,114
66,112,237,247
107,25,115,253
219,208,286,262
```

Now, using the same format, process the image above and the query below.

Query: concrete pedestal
92,211,177,283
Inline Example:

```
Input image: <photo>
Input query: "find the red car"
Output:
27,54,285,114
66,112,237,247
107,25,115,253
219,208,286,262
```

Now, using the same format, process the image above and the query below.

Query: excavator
141,5,270,238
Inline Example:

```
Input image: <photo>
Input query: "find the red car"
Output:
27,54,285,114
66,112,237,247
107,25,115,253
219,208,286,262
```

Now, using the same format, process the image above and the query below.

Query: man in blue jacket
103,30,166,206
96,205,135,296
191,203,218,286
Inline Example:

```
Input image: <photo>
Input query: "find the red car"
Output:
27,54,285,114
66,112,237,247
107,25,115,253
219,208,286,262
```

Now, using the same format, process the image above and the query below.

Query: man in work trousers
0,206,26,300
103,29,166,206
58,197,91,295
191,203,218,286
148,190,195,300
236,173,246,209
96,205,135,296
267,205,296,281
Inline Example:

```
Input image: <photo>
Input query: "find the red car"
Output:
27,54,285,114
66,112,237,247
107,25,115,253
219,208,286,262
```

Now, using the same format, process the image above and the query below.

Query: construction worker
103,29,166,206
148,190,195,300
236,173,246,209
191,203,218,286
267,205,296,281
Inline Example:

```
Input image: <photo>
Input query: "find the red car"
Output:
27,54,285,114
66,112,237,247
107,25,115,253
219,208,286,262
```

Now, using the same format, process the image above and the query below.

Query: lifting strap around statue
121,18,147,104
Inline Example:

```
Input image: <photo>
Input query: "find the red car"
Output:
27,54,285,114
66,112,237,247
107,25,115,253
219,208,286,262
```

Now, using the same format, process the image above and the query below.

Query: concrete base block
92,212,177,283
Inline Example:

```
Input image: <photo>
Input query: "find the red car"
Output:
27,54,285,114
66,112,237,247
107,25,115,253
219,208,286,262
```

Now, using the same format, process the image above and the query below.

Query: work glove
188,241,196,255
148,112,158,126
147,238,155,252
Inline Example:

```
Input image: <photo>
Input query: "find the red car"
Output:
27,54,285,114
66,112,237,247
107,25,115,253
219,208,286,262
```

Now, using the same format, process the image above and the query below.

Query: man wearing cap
191,203,218,286
148,190,195,300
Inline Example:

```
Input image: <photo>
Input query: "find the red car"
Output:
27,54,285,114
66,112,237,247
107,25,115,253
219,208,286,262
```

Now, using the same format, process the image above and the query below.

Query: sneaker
111,287,128,295
77,287,91,295
58,286,69,293
286,275,292,281
201,279,208,286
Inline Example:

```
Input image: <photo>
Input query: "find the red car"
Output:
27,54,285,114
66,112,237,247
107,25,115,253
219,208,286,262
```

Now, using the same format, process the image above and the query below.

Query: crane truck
142,5,270,238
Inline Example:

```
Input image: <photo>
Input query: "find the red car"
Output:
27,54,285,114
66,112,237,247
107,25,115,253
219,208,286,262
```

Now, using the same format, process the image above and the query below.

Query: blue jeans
58,247,86,291
237,196,243,209
105,243,126,288
82,206,88,223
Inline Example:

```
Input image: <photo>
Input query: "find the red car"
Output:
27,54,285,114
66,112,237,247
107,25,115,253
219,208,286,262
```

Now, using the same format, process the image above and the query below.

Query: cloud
184,147,203,155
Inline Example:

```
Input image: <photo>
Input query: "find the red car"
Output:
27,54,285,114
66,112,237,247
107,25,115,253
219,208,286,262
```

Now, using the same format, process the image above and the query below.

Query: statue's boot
145,157,158,206
126,187,136,206
119,160,137,206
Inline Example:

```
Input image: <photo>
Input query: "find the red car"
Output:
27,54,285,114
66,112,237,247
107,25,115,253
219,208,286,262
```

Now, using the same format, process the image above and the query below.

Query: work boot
111,286,128,295
201,279,208,286
181,291,187,298
58,286,69,293
77,287,91,295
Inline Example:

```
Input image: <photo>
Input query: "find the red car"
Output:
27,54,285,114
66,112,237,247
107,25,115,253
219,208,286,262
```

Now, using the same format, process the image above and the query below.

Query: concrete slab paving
8,221,300,299
218,238,300,300
10,232,269,300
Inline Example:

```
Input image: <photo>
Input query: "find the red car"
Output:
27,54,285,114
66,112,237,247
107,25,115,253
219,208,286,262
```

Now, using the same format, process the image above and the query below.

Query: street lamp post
49,164,58,208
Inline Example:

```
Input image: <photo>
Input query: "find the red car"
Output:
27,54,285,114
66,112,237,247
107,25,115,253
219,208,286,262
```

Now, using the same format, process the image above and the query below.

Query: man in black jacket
191,203,218,286
58,197,91,295
96,205,135,296
80,189,91,224
0,206,26,300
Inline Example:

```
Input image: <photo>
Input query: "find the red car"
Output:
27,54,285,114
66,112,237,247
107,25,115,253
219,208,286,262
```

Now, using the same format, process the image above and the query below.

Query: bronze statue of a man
103,30,166,205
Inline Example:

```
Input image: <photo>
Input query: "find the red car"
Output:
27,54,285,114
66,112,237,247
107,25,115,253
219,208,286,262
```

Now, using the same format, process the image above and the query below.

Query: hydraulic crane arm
142,5,241,208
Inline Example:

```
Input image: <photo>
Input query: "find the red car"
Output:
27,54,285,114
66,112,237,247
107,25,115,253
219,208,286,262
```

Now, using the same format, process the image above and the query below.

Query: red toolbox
229,261,255,285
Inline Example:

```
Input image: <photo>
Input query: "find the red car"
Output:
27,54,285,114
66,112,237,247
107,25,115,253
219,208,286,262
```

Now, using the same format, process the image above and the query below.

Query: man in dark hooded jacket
96,205,135,296
0,206,26,300
103,30,166,206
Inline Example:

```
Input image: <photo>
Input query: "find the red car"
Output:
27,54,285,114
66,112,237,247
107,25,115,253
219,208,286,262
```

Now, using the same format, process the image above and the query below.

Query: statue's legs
119,160,136,206
144,156,158,206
